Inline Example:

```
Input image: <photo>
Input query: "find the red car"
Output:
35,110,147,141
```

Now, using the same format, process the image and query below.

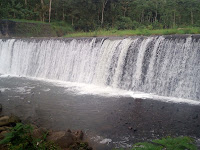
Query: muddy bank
0,76,200,149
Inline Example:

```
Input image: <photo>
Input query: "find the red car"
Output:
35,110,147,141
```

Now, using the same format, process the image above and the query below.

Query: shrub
152,20,163,29
116,17,133,30
52,21,74,36
132,21,140,29
0,123,60,150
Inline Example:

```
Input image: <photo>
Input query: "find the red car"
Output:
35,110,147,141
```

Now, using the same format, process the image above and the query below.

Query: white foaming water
0,36,200,102
0,74,200,105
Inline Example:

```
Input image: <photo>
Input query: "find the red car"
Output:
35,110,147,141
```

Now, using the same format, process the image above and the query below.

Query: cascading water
0,36,199,101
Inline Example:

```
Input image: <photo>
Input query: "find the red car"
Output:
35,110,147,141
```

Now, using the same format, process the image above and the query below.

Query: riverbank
0,114,92,150
0,113,198,150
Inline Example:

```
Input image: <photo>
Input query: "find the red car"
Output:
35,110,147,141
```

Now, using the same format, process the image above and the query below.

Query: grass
114,136,198,150
64,28,200,38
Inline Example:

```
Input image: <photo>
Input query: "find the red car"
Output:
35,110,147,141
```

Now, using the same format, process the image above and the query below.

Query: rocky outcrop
0,115,20,127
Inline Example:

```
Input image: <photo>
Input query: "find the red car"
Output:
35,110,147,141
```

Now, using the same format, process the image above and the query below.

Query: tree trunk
191,10,194,25
101,0,108,27
49,0,52,23
112,16,115,28
123,8,127,17
141,10,144,23
72,17,74,26
41,0,44,22
173,11,176,28
98,8,100,22
155,10,158,22
25,0,27,6
62,8,65,21
155,1,158,21
43,14,45,22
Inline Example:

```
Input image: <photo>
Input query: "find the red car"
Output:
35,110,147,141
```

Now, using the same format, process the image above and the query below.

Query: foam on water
0,75,199,105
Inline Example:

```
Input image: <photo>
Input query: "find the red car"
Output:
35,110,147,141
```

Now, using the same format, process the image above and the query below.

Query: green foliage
116,17,133,30
131,136,197,150
1,0,200,34
52,21,74,36
0,123,60,150
152,21,163,30
0,123,33,145
113,136,197,150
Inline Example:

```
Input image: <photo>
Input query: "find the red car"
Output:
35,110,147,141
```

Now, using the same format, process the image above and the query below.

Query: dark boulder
0,115,21,127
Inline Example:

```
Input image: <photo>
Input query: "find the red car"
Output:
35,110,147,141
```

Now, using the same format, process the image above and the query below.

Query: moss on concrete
0,20,62,37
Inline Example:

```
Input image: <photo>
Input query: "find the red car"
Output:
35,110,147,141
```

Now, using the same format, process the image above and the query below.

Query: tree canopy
1,0,200,31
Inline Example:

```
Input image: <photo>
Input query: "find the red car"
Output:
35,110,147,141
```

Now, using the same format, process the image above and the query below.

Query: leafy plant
0,123,60,150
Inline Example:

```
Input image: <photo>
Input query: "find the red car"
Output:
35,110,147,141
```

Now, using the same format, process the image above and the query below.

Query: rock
128,127,133,130
0,104,2,112
0,116,10,127
32,127,48,139
0,130,9,139
67,129,72,133
74,130,84,140
47,131,76,149
0,115,21,127
0,126,11,132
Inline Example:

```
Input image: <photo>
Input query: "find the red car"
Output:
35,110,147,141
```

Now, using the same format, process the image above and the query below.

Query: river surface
0,75,200,149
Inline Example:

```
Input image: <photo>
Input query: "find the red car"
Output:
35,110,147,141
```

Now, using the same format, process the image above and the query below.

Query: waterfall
0,36,199,101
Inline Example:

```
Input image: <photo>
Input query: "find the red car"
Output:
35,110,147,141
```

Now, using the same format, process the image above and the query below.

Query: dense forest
1,0,200,31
